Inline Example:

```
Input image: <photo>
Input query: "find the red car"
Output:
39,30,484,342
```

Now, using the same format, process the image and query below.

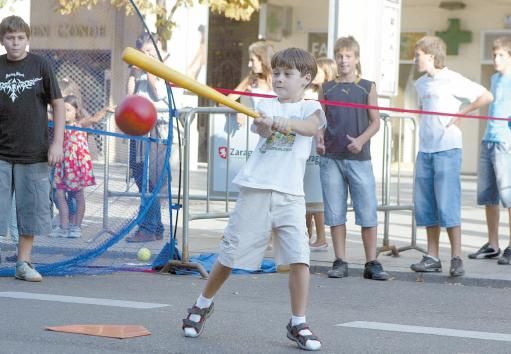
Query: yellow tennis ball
137,247,151,262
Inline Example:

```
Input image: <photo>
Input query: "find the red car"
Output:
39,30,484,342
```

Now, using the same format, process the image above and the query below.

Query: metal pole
102,114,111,229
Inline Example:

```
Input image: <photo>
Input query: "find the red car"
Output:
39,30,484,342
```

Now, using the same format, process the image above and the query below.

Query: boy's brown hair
415,35,446,69
0,15,31,39
271,47,318,82
333,36,362,75
492,36,511,56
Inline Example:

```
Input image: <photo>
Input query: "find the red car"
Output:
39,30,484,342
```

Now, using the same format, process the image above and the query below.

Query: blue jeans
477,141,511,208
319,157,378,227
414,149,461,228
133,162,164,235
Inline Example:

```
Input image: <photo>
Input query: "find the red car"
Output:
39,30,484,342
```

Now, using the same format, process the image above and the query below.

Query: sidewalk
180,169,511,286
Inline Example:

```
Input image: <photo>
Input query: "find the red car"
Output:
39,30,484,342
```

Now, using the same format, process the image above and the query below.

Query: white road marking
337,321,511,342
0,292,170,309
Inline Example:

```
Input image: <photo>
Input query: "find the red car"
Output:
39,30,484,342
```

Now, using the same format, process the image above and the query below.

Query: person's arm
448,89,493,127
227,76,250,101
127,67,138,95
78,105,116,128
48,98,65,165
316,86,327,155
252,113,273,138
346,82,380,154
146,72,165,100
272,109,324,137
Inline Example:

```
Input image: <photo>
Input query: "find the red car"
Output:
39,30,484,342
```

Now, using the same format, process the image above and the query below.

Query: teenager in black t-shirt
0,15,65,282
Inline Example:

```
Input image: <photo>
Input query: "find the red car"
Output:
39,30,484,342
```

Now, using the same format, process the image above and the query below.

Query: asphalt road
1,271,511,354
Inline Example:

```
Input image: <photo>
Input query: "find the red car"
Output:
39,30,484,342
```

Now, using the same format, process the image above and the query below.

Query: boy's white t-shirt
232,98,325,196
415,67,487,153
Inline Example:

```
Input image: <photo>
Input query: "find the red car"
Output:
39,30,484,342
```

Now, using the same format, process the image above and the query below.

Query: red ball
115,95,157,136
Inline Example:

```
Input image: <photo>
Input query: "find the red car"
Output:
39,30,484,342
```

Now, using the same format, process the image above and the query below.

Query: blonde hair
248,40,274,88
316,57,338,81
493,36,511,56
415,35,446,69
0,15,30,39
334,36,362,75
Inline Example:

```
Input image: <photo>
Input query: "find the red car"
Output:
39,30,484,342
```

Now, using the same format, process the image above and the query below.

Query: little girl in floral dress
52,95,110,238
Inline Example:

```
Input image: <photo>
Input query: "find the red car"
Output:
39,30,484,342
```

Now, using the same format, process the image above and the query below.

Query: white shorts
219,187,310,270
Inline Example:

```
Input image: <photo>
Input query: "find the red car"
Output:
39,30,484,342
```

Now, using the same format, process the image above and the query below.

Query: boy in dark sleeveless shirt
317,36,390,281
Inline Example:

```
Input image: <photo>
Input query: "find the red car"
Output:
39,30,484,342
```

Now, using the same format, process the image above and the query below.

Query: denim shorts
477,141,511,208
414,149,461,228
319,157,378,227
0,160,51,237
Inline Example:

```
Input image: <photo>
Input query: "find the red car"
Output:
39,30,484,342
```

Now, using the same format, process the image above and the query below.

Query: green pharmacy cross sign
436,18,472,55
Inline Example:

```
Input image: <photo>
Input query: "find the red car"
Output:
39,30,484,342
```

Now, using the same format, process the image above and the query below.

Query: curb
309,264,511,289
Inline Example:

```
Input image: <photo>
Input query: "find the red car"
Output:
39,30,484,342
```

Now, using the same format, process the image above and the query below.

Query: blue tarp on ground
177,253,276,275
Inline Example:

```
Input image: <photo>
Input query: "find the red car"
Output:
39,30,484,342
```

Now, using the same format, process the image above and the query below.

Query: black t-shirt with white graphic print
0,52,62,163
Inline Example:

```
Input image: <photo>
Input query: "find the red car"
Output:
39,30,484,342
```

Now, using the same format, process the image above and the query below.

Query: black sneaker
410,255,442,272
449,256,465,277
327,258,348,278
468,242,501,259
498,247,511,265
363,260,390,280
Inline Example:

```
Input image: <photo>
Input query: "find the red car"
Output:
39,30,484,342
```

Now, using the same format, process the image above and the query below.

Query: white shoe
68,225,81,238
15,261,42,282
49,226,69,238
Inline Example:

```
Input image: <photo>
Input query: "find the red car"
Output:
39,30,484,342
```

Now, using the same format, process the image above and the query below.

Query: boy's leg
183,188,272,337
320,156,348,272
182,261,232,338
446,226,462,258
312,212,326,245
18,235,34,263
287,263,321,351
411,153,443,273
289,263,309,316
14,162,50,282
361,226,390,280
433,149,464,276
485,205,500,249
447,225,464,276
330,224,346,259
361,226,377,261
426,226,441,257
361,227,376,262
472,142,501,258
306,212,313,240
202,261,232,298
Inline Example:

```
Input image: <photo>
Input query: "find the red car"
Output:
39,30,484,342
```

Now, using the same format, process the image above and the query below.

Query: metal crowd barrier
164,108,426,278
376,114,426,256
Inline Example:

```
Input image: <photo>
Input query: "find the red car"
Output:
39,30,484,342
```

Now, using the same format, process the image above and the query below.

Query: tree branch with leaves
55,0,259,42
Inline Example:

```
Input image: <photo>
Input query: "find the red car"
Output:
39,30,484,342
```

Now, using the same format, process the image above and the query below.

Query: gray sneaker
410,255,442,272
449,256,465,277
327,258,348,278
498,247,511,265
15,261,42,282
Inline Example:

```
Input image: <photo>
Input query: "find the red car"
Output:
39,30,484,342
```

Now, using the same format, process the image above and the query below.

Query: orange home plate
46,324,151,339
